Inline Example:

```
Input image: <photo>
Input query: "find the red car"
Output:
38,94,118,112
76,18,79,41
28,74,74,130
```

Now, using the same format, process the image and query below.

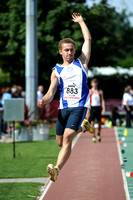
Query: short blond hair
58,38,76,50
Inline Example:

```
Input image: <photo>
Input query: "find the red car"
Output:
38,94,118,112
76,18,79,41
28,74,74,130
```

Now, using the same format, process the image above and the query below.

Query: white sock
56,166,60,174
81,125,86,132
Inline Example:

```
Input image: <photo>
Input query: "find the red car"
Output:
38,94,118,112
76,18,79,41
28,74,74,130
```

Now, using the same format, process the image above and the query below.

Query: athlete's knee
63,130,75,145
63,135,71,145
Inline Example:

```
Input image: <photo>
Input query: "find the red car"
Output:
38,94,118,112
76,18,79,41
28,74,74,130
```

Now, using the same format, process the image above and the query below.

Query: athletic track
42,127,126,200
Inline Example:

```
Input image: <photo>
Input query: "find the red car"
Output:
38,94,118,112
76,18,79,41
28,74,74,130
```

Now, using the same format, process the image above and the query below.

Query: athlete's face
91,80,98,88
59,43,75,63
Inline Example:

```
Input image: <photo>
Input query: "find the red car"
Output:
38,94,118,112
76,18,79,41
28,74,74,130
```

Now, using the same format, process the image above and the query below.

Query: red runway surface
43,128,126,200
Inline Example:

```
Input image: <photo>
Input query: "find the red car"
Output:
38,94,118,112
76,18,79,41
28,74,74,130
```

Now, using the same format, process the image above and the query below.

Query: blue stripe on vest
55,65,64,75
60,77,68,108
73,59,82,68
79,70,89,107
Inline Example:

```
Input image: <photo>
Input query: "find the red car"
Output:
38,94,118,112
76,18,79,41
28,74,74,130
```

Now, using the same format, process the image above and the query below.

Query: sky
87,0,133,26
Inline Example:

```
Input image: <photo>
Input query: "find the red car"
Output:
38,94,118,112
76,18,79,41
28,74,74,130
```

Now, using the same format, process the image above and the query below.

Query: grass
0,125,58,199
49,125,56,140
0,182,44,200
0,126,60,178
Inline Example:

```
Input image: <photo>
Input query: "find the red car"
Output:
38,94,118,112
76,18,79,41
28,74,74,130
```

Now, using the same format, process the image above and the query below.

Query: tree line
0,0,133,98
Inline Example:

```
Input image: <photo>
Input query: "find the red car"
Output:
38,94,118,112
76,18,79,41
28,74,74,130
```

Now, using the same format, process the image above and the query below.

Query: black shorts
56,107,87,135
90,106,101,122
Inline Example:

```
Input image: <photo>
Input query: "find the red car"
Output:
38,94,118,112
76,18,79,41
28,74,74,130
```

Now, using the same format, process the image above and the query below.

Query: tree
86,3,133,67
0,68,10,87
0,1,25,85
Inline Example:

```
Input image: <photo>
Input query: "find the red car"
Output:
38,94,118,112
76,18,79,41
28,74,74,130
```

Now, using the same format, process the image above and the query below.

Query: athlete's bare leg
56,128,77,170
56,135,63,147
91,121,95,137
98,121,101,135
56,127,82,147
85,108,90,120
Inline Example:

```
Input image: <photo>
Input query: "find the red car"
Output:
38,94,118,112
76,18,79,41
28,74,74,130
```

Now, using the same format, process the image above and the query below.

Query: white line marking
114,127,130,200
39,180,52,200
72,132,82,148
39,132,82,200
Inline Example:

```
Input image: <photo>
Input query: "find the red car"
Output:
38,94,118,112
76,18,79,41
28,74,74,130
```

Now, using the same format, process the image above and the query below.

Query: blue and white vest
54,59,90,109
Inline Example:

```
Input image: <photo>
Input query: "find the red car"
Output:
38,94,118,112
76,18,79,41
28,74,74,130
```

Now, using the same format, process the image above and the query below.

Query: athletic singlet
90,89,101,107
53,59,90,109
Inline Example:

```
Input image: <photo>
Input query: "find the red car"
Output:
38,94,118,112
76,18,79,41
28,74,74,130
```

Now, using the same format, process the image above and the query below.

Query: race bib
64,82,81,100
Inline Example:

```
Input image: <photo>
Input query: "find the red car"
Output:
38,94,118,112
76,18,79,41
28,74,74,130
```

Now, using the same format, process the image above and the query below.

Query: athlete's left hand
72,13,84,23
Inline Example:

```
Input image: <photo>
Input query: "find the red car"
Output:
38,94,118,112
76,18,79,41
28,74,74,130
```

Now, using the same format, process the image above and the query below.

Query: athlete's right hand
72,13,84,23
37,99,45,108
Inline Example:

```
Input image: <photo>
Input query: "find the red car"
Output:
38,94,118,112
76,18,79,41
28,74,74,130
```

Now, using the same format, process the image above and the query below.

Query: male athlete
37,13,94,182
86,78,105,142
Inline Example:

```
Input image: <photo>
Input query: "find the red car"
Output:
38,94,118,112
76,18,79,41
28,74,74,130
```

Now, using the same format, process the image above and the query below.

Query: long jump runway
42,128,126,200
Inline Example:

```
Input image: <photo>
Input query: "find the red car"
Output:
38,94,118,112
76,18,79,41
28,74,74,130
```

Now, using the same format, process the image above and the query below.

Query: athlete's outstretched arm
37,70,59,108
72,13,91,72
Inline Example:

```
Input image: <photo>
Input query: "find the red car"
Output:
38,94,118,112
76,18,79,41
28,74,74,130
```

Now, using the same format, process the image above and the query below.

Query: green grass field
116,127,133,199
0,126,59,200
0,126,60,178
0,182,44,200
49,125,56,140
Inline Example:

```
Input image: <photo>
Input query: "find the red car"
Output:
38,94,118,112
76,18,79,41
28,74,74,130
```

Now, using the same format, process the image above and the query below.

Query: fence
0,99,126,135
45,99,125,118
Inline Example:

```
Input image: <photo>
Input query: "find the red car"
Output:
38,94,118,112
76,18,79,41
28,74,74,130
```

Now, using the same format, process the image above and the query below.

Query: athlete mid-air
37,13,94,182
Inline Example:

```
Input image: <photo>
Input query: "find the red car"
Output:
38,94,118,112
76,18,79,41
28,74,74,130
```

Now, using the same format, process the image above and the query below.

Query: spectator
1,87,12,107
37,85,44,101
11,85,24,98
123,86,133,127
11,87,18,98
16,86,23,98
111,107,121,126
122,85,133,108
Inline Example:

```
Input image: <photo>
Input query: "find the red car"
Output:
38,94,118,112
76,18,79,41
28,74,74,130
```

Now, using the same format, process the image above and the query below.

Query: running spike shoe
97,135,101,142
92,137,96,143
81,119,94,134
47,164,59,182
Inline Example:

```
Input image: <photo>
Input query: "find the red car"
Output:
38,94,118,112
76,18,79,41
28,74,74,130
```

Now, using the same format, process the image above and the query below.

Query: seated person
111,107,121,126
